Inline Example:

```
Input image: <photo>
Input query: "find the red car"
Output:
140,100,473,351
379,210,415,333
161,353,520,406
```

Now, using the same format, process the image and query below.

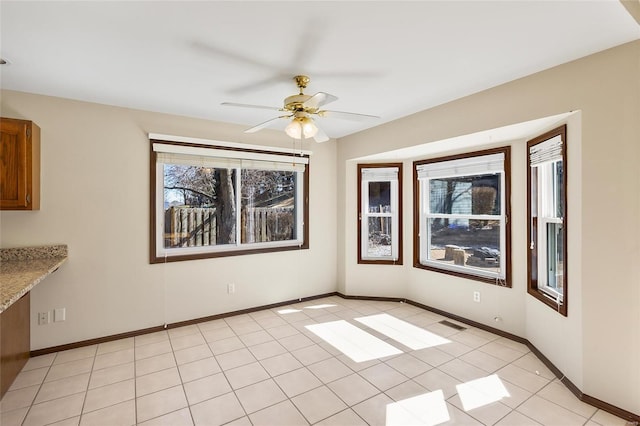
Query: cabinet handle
26,194,31,204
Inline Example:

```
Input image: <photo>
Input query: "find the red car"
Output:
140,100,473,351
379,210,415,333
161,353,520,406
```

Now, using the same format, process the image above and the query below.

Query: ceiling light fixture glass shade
285,116,318,139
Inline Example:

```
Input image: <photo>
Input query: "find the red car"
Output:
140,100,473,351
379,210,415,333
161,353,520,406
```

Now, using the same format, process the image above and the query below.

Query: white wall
0,91,338,350
337,41,640,415
404,137,531,340
524,112,583,388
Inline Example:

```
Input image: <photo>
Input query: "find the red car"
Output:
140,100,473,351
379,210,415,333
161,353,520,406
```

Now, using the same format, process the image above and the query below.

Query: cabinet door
0,118,39,209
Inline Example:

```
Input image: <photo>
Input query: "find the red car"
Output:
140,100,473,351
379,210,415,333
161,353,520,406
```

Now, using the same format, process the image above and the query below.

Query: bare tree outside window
151,139,308,263
162,165,299,249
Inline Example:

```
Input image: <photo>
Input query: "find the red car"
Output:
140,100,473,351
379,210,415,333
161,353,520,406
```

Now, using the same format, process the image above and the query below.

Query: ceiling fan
222,75,378,143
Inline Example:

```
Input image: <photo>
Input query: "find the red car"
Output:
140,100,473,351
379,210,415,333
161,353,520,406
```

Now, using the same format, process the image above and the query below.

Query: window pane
241,169,296,243
555,161,564,218
429,174,501,215
428,218,501,274
367,216,392,257
368,181,391,213
546,222,564,295
163,165,236,248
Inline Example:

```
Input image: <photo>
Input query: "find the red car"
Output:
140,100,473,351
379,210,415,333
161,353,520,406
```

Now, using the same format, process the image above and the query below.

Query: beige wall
337,41,639,414
0,91,338,350
2,41,638,416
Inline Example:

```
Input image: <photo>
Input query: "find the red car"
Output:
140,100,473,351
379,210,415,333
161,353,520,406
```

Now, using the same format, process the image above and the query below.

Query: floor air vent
439,320,466,331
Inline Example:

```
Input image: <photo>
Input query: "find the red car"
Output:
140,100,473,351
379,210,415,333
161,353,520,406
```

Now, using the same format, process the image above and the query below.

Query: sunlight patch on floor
305,320,403,362
277,308,302,314
355,313,451,350
456,374,510,411
303,304,337,310
386,390,450,426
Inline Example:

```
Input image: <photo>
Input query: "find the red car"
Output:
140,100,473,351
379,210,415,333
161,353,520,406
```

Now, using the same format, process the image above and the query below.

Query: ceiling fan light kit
222,75,378,143
285,115,318,140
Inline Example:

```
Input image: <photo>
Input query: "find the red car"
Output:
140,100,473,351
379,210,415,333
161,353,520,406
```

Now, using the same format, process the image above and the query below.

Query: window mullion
425,213,501,220
236,167,242,247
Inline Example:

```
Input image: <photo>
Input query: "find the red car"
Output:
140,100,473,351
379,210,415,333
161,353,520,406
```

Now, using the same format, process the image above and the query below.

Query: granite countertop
0,245,68,313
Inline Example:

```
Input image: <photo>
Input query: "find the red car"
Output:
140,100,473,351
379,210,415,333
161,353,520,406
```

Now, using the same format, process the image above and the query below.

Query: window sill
414,261,511,287
527,287,567,316
151,243,308,264
358,259,403,266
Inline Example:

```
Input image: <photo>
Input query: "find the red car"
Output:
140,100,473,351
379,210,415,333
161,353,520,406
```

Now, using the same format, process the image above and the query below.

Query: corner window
150,139,309,263
527,126,567,315
358,163,402,264
414,147,511,286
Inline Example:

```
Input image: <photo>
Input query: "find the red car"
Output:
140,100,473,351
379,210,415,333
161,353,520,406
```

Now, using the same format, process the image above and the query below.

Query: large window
357,163,402,264
414,147,511,286
527,126,567,315
150,138,309,263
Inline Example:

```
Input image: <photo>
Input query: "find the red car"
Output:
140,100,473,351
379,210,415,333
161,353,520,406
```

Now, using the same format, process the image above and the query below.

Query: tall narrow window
414,147,511,286
358,163,402,264
527,126,567,315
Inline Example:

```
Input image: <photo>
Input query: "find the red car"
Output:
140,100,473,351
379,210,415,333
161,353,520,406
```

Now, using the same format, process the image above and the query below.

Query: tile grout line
19,352,58,426
133,336,139,426
168,327,198,426
76,346,97,425
220,315,252,424
237,316,310,423
5,297,634,426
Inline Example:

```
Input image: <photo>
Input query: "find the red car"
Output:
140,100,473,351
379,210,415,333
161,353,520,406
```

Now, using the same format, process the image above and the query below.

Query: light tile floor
0,296,634,426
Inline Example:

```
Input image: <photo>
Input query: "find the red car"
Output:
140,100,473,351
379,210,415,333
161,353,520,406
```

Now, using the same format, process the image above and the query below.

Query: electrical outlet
227,283,235,294
38,311,50,325
473,291,481,303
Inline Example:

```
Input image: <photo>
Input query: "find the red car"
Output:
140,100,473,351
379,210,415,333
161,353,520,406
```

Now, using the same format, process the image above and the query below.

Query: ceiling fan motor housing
284,94,314,112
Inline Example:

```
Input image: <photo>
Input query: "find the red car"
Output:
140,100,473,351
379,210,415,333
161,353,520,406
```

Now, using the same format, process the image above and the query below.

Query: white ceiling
1,1,639,140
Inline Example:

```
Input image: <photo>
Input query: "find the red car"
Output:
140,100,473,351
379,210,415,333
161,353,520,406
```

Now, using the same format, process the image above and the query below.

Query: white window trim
152,138,308,261
534,159,564,302
360,167,400,261
149,133,313,157
526,125,567,315
417,152,507,281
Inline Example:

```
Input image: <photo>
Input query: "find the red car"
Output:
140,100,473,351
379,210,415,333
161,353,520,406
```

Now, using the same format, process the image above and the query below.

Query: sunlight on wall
455,374,510,411
305,320,402,362
386,390,450,426
355,313,451,350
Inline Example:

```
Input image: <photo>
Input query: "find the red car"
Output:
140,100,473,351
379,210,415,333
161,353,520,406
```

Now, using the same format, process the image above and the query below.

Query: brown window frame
357,163,403,265
150,139,310,264
413,146,512,287
526,126,568,316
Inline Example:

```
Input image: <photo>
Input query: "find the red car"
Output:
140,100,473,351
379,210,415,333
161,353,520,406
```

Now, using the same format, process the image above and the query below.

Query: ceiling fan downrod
294,75,310,94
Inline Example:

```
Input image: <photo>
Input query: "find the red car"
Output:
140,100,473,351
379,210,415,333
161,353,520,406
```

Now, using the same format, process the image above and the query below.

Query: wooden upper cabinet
0,118,40,210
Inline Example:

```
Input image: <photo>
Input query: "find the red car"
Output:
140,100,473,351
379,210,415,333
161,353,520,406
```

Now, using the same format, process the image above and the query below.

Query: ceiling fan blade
244,115,289,134
303,92,338,110
222,102,283,112
317,110,379,121
313,125,330,143
192,41,277,71
225,74,290,95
